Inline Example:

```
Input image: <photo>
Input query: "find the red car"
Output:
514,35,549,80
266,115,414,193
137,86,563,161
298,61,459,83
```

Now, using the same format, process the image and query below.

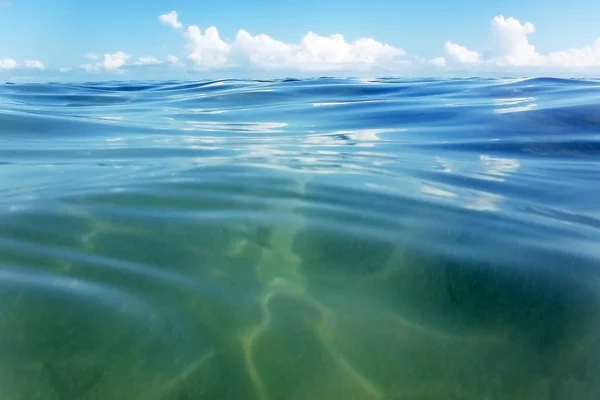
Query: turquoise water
1,77,600,399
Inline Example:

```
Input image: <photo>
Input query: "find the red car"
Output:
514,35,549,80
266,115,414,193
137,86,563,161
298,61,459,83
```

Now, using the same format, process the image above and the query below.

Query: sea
0,77,599,399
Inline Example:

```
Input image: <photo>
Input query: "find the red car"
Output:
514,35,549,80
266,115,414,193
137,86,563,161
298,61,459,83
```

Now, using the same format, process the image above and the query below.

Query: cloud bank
156,12,600,73
160,11,406,72
3,12,600,76
435,16,600,69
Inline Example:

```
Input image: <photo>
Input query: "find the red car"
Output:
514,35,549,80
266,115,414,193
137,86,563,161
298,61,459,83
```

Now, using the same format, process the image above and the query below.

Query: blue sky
1,0,600,80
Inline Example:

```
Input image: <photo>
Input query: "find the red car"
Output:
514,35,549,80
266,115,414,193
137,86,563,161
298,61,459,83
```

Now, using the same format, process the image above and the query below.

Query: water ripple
1,77,600,399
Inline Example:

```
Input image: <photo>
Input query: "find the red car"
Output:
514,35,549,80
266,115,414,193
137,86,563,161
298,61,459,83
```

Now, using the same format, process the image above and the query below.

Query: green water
2,78,600,399
1,174,598,400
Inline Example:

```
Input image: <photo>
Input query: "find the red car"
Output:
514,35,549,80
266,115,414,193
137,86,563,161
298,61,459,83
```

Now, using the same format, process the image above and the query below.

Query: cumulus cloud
231,30,291,68
80,51,130,72
24,60,45,70
433,15,600,70
185,25,231,67
102,51,130,70
235,30,404,71
159,11,182,30
28,12,600,75
135,56,162,65
489,15,600,68
444,42,480,64
546,37,600,68
0,58,18,69
283,32,404,70
489,16,543,66
167,55,180,65
160,11,406,71
235,29,404,71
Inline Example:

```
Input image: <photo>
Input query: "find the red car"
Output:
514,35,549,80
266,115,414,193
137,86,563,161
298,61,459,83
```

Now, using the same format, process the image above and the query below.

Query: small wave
1,77,600,398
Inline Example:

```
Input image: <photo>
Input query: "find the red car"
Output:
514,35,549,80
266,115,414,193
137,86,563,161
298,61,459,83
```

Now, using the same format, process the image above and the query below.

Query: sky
1,0,600,80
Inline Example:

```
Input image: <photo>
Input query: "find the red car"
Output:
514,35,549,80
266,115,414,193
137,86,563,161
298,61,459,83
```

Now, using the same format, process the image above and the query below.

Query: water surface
1,77,600,399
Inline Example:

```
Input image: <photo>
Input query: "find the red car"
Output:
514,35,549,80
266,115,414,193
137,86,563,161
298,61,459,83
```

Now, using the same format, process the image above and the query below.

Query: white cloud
0,58,18,69
102,51,130,70
289,32,403,69
232,30,291,68
161,12,406,71
159,11,182,30
167,55,180,65
233,30,404,71
430,57,447,67
24,60,45,70
489,16,543,66
185,25,231,67
80,51,130,72
81,63,98,73
487,15,600,68
59,67,72,73
43,12,600,75
432,15,600,70
546,37,600,68
444,42,480,64
135,56,162,65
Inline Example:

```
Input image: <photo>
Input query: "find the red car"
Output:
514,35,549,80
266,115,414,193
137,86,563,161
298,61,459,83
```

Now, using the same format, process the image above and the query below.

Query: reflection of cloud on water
186,108,227,115
493,96,537,114
238,143,337,174
435,155,519,182
346,130,379,148
224,128,402,174
181,121,288,133
312,100,384,107
428,154,520,212
365,182,400,194
495,103,538,113
99,115,125,121
479,155,520,181
302,135,341,146
123,125,399,174
444,96,538,112
105,137,125,144
304,129,398,148
464,191,501,212
349,130,381,141
435,157,453,173
191,156,232,167
182,135,226,150
493,97,535,106
420,184,456,199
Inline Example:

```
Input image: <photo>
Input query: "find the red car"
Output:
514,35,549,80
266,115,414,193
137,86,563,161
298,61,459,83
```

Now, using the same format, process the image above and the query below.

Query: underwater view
1,77,600,399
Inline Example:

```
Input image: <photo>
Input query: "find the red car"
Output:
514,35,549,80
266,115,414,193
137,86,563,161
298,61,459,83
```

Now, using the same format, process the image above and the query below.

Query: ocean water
0,77,599,399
